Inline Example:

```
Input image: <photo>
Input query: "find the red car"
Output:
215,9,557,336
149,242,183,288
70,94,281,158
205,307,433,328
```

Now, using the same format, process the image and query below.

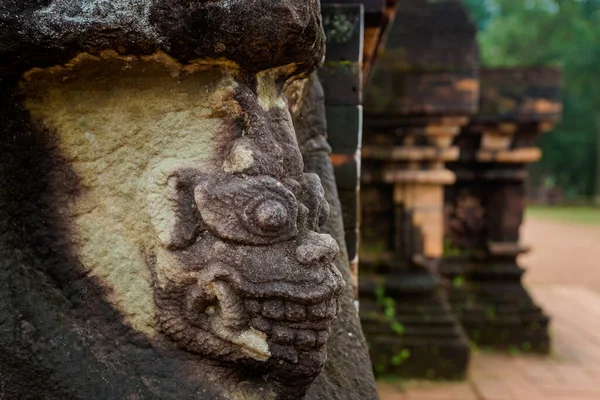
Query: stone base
441,257,551,353
359,266,471,380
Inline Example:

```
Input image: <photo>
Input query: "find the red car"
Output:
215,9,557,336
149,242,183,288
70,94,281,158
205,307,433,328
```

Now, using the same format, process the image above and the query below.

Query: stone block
320,0,384,26
321,4,364,63
319,62,362,105
332,153,360,190
325,105,363,153
339,188,359,231
345,227,360,262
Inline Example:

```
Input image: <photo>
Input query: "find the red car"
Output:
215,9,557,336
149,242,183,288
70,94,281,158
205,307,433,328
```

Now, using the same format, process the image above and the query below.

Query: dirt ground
378,215,600,400
520,216,600,291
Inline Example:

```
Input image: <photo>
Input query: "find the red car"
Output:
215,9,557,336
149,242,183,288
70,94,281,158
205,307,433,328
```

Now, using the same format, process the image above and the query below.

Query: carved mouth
206,273,342,364
248,296,339,323
247,295,340,362
213,262,346,304
158,262,345,366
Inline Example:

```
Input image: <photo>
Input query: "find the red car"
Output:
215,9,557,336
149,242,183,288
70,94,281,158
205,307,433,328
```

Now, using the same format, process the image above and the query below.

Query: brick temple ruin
442,67,563,353
0,0,563,396
352,0,563,380
358,0,478,379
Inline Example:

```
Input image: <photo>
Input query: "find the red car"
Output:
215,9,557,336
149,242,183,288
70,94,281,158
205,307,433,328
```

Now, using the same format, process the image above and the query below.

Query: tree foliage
463,0,600,199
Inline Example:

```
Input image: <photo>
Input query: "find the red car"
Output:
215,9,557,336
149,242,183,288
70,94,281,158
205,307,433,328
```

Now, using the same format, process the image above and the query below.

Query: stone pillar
319,1,401,297
0,2,378,399
319,3,365,296
442,67,563,352
358,0,478,379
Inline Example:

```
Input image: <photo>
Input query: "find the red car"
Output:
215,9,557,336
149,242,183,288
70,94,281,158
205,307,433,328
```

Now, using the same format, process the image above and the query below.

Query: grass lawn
527,205,600,226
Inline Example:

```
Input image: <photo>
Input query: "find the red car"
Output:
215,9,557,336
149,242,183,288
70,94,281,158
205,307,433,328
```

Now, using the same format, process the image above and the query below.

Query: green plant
452,275,466,288
390,349,411,366
508,345,521,356
443,238,463,257
372,286,411,373
375,286,405,335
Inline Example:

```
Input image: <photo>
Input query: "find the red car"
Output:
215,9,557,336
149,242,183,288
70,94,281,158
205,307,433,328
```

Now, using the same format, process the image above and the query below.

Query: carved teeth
306,299,337,320
262,299,285,320
246,294,338,343
251,316,272,333
285,301,307,321
270,344,299,364
295,330,316,348
272,326,296,345
253,297,336,323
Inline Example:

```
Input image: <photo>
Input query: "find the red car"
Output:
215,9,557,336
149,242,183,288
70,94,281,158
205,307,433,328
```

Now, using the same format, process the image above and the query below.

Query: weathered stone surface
0,2,377,399
0,0,324,79
326,106,363,154
477,67,562,124
319,63,362,106
364,0,479,116
321,4,364,63
321,0,385,15
319,4,363,106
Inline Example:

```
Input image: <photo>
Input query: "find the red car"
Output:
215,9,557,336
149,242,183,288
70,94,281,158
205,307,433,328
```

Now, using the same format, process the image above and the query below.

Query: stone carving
0,1,377,399
148,167,344,380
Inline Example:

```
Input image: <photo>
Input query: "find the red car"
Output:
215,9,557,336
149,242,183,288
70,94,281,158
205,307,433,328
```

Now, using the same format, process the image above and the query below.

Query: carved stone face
22,53,345,387
145,73,347,380
150,169,344,380
147,128,346,381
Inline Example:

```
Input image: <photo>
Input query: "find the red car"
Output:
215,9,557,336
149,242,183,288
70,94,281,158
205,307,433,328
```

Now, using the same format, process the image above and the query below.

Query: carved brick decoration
320,0,390,83
0,2,378,399
359,0,478,379
441,67,563,353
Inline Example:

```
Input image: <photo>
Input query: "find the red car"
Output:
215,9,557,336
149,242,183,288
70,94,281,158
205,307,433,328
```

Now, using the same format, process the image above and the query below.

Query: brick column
358,0,478,379
442,67,563,352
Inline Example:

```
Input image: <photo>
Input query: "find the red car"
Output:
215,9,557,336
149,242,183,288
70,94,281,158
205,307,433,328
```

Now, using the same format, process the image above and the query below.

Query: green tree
464,0,600,200
461,0,495,31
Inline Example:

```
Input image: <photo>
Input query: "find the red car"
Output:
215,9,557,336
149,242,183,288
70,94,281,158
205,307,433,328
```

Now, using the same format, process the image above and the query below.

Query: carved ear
146,161,203,250
300,172,330,230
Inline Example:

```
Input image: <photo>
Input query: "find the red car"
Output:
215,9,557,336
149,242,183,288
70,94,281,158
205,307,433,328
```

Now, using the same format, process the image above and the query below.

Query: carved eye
195,175,298,245
253,200,289,232
241,192,297,240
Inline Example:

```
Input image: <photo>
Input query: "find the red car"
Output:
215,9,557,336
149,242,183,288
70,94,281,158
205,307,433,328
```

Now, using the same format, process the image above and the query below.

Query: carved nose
295,231,339,266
